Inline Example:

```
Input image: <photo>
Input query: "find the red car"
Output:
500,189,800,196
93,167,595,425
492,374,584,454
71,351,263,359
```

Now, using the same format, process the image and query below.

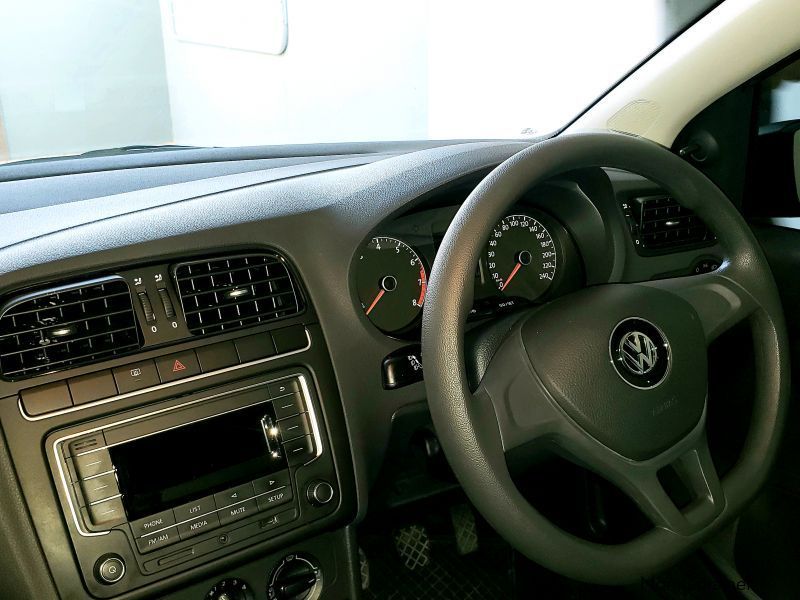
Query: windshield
0,0,719,164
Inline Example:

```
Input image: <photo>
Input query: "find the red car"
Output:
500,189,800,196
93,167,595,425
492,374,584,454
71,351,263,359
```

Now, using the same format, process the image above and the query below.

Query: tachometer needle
501,263,522,291
365,289,385,315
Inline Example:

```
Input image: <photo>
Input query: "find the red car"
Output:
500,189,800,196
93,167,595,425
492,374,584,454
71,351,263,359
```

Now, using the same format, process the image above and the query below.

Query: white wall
160,0,430,146
0,0,172,161
160,0,670,145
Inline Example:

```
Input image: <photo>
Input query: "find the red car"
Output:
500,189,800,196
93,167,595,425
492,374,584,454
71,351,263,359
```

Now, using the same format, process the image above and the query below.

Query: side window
749,57,800,216
758,60,800,126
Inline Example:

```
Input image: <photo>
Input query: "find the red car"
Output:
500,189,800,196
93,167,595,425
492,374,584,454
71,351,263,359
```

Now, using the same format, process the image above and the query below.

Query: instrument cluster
355,202,583,337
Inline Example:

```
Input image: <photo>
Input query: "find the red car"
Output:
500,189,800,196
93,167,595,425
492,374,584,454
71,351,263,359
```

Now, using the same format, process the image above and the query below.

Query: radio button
268,379,300,398
252,470,291,495
74,449,113,479
259,507,299,532
80,472,120,505
213,482,255,509
131,509,177,537
136,526,179,553
272,392,304,420
284,435,315,466
278,413,311,442
173,495,217,522
256,486,293,511
87,496,126,527
177,511,220,540
218,498,258,525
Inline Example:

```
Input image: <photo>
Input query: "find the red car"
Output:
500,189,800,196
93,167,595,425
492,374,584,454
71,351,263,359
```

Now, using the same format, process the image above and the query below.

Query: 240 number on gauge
357,237,427,334
487,214,557,300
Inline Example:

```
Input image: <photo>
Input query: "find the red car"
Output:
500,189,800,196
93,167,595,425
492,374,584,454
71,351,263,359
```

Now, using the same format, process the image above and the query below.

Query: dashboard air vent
173,254,301,336
0,277,141,380
623,195,714,252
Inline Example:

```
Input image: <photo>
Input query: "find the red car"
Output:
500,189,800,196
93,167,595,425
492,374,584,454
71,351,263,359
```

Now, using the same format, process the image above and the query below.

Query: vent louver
0,277,141,380
174,254,301,336
624,196,714,252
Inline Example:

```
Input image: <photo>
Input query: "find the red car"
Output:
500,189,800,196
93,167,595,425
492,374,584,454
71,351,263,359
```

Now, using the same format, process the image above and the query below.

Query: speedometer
487,214,557,300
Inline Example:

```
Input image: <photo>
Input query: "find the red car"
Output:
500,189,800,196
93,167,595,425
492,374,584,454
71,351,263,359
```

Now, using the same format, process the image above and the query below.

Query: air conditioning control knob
306,480,334,506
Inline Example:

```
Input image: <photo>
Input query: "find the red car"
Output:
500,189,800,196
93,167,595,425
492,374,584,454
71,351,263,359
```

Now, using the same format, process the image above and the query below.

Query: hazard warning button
155,350,201,383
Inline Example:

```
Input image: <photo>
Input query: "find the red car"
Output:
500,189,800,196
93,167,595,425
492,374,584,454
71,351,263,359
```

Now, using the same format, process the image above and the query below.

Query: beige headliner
566,0,800,146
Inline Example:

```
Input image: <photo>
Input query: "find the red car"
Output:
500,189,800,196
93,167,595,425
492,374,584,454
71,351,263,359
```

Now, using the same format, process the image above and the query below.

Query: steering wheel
421,132,789,584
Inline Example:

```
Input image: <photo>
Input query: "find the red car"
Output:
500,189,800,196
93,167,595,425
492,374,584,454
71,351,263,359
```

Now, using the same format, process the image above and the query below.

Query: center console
0,251,356,599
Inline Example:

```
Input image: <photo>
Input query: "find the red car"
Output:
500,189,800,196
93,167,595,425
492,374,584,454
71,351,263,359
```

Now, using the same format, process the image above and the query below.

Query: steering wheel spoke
567,422,724,536
642,266,758,344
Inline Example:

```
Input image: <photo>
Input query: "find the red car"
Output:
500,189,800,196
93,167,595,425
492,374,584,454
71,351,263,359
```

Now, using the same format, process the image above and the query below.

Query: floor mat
359,506,514,600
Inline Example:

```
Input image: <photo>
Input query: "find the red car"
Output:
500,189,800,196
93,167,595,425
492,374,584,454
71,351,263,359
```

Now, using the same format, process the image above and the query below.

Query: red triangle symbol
172,359,187,372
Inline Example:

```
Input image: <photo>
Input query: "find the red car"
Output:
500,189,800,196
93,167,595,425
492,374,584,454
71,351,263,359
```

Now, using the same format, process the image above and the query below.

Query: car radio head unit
46,369,339,598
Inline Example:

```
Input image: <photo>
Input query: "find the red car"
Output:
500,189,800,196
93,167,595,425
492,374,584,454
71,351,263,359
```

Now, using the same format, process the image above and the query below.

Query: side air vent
623,195,715,253
173,254,301,336
0,277,141,380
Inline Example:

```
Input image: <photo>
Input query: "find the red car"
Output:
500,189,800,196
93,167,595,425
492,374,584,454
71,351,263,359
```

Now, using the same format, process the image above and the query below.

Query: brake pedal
450,503,479,555
393,524,431,570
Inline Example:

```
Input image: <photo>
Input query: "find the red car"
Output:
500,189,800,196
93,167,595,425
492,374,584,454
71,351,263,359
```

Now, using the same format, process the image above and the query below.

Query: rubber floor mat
359,511,513,599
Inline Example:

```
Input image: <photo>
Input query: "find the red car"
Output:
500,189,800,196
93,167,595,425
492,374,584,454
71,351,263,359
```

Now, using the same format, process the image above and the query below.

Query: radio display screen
110,402,286,520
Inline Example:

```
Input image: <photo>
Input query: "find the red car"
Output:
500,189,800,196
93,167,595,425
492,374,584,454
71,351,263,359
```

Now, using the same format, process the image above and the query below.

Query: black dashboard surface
0,141,724,598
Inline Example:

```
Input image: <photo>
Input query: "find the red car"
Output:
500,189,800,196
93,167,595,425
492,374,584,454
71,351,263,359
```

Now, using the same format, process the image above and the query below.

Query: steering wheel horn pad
518,284,707,461
422,133,789,584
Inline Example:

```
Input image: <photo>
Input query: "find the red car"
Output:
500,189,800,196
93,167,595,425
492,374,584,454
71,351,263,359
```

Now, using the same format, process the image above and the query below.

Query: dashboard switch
382,345,423,389
157,287,176,318
138,292,156,323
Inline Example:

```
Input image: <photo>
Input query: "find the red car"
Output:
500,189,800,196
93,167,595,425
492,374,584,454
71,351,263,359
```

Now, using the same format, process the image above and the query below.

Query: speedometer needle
365,289,385,315
501,263,522,291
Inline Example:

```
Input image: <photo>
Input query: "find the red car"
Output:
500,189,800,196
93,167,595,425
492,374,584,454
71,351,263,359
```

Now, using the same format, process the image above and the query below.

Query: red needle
365,289,385,315
501,262,522,291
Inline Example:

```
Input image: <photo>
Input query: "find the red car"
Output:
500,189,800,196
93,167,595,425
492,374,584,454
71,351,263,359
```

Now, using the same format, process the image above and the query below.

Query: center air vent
0,277,141,380
622,195,715,253
173,254,301,336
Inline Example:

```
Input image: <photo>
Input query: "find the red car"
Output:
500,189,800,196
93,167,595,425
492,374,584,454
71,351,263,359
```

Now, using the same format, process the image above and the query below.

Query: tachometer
357,236,427,334
487,214,557,300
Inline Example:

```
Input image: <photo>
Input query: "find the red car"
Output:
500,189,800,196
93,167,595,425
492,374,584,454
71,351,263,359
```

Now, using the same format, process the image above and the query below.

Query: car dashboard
0,141,722,599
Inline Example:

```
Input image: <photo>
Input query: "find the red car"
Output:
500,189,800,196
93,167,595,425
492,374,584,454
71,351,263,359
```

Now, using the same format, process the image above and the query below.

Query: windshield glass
0,0,719,163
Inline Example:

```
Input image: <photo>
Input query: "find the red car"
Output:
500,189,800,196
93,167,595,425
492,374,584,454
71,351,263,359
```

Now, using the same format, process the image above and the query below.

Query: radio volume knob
306,480,334,507
95,554,126,585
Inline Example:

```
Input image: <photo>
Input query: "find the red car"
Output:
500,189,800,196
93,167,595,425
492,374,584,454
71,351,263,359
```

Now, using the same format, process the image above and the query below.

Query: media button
259,507,299,532
177,511,220,540
272,392,305,420
268,378,300,398
130,509,177,537
136,526,179,553
79,472,120,505
218,498,258,525
173,495,216,522
86,496,126,527
256,486,293,511
213,482,255,509
252,470,290,495
74,449,113,479
284,435,315,466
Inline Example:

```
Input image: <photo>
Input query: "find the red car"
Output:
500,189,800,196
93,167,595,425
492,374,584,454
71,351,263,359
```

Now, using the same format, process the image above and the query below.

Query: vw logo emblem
609,318,670,389
619,331,658,375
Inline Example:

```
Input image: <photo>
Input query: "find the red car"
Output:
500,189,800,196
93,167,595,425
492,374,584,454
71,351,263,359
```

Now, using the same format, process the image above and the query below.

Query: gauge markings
487,214,557,300
357,236,428,333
